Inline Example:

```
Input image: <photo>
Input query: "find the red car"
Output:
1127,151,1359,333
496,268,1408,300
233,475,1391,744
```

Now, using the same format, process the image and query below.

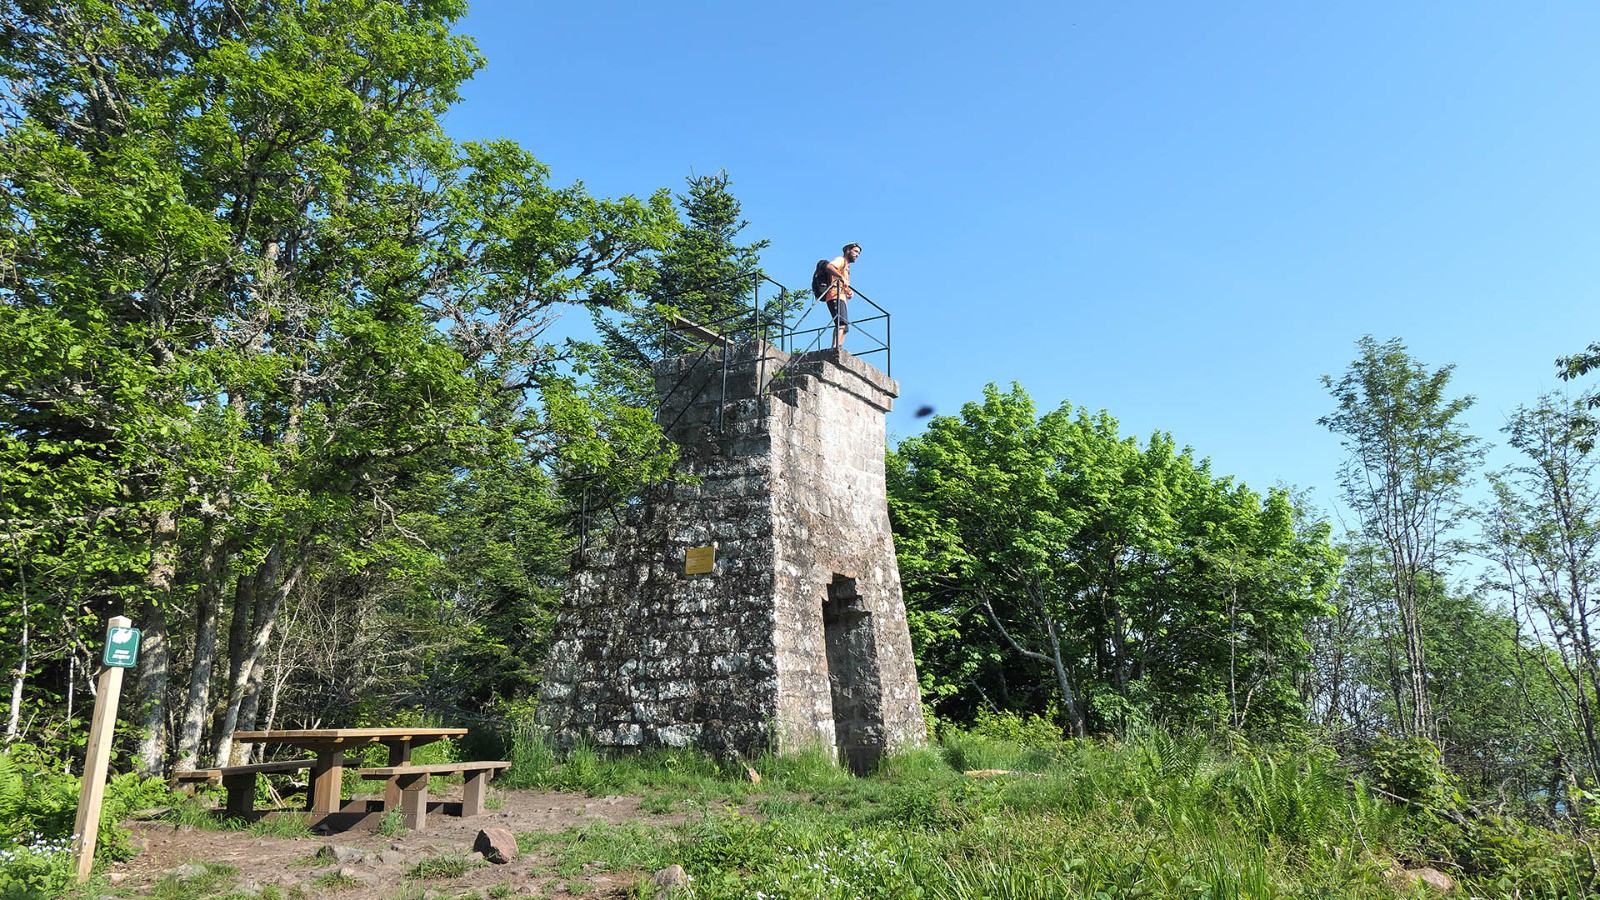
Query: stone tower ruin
536,343,926,771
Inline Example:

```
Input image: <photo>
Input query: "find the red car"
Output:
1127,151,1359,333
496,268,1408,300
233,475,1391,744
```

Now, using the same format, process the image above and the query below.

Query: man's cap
843,242,862,253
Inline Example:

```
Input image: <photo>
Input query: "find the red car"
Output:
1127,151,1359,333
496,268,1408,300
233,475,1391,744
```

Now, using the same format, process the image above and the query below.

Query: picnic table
234,727,467,816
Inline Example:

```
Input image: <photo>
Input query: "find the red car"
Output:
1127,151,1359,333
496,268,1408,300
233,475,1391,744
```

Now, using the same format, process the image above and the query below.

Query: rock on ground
474,827,519,864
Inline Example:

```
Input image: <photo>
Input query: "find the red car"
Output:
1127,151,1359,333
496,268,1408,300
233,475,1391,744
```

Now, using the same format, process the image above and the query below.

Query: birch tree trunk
174,517,228,771
135,506,178,776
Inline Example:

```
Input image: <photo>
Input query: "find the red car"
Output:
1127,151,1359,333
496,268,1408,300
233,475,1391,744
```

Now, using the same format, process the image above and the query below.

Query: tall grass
497,725,1595,899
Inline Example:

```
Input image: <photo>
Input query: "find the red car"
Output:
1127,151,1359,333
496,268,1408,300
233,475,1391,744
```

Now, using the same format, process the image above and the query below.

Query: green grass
496,726,1598,899
404,852,485,880
245,811,312,838
376,808,407,837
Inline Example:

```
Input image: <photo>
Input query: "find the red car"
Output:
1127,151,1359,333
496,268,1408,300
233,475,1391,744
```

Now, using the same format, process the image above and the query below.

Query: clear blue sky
444,1,1600,519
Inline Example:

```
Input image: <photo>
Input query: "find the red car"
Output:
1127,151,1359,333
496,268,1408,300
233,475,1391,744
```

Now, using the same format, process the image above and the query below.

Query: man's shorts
826,297,849,330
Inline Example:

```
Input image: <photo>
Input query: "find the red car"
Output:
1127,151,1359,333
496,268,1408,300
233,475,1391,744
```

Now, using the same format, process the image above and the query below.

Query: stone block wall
536,343,926,764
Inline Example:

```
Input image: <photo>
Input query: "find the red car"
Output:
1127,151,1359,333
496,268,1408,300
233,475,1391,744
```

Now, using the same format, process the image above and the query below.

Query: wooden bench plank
357,761,509,778
172,759,318,817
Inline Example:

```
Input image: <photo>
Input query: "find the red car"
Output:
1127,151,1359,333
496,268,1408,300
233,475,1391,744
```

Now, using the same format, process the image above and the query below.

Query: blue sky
444,1,1600,520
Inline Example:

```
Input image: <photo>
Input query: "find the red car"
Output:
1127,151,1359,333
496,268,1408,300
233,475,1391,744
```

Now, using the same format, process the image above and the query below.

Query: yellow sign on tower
685,545,715,575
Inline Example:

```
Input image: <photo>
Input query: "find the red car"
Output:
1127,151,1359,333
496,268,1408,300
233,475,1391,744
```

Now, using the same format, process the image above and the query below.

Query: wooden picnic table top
234,727,466,746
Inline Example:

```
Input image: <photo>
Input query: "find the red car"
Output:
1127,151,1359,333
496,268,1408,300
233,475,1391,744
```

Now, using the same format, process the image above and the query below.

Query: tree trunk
174,518,228,771
5,572,25,742
213,549,260,766
1393,564,1433,737
215,542,303,765
236,653,269,763
135,506,178,776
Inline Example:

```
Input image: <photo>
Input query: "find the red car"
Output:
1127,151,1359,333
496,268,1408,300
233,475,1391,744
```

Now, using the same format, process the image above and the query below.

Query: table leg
384,741,412,810
309,751,345,816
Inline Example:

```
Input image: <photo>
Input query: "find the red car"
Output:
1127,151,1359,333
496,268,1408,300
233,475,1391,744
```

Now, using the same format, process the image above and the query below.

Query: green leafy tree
1483,392,1600,795
1320,336,1482,738
889,383,1337,736
1,0,676,773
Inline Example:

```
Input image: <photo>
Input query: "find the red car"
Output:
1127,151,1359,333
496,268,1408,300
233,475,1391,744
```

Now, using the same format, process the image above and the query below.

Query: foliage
1364,734,1458,808
888,383,1339,736
0,745,170,896
0,0,679,772
1482,391,1600,797
588,170,800,391
1320,336,1483,737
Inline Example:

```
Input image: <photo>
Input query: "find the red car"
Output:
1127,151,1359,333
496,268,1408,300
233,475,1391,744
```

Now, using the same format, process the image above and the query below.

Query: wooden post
73,615,134,883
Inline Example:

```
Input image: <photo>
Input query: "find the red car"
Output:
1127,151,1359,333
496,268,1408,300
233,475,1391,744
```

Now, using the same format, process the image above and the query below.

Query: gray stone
473,827,519,864
232,881,264,897
539,344,926,767
315,844,366,863
336,865,376,885
377,848,406,865
167,863,207,882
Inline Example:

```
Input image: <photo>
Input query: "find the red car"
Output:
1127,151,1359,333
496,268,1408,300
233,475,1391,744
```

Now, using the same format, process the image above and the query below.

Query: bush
0,744,174,896
968,708,1065,748
1365,734,1458,809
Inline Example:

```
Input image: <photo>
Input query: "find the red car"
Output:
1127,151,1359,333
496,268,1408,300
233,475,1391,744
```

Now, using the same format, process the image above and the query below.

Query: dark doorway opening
822,575,885,775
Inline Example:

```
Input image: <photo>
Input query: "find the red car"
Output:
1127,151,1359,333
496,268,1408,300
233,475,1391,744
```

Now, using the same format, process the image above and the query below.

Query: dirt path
110,787,686,898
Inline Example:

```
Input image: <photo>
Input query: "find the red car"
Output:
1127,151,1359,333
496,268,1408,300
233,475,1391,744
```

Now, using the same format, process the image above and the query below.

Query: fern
0,751,23,833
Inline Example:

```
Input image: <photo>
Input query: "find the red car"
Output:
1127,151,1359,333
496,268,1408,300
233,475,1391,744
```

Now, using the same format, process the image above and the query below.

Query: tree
889,383,1337,736
586,170,802,407
1320,336,1482,738
1,0,677,773
1483,393,1600,793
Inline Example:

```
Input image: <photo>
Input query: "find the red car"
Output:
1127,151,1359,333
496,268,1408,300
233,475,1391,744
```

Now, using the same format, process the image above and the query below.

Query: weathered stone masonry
537,343,926,769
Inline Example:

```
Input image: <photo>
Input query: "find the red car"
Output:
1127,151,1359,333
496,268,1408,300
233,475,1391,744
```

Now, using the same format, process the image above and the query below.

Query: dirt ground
109,785,691,899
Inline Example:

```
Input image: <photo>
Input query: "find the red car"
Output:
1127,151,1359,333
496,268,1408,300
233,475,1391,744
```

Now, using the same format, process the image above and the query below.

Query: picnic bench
359,760,510,830
171,758,317,817
235,727,465,816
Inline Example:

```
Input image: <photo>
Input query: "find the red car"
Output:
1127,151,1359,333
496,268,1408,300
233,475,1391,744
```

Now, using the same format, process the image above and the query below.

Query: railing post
755,275,767,410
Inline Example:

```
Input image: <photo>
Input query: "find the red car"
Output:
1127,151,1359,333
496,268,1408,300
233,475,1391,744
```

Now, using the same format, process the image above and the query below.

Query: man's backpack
811,259,833,299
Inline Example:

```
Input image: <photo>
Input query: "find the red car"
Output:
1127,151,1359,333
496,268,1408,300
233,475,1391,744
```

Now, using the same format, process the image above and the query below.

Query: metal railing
650,270,891,433
572,269,891,550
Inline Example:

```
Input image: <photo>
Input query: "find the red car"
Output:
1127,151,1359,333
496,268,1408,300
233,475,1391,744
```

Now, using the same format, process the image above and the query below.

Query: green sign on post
102,625,140,668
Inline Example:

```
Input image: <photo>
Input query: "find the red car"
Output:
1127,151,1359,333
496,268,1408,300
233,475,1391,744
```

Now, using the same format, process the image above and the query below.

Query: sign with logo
685,545,716,575
102,626,141,668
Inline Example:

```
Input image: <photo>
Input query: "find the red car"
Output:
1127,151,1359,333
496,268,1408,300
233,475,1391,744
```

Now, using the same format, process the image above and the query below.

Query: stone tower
537,343,926,771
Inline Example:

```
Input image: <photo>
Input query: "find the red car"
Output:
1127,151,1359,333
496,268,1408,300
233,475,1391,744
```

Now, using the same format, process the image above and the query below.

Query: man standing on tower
822,242,861,350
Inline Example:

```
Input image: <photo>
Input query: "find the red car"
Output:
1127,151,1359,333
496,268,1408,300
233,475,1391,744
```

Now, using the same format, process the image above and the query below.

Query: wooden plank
221,772,257,817
236,727,466,741
213,759,315,776
667,314,730,347
309,753,345,816
394,771,431,831
358,761,509,778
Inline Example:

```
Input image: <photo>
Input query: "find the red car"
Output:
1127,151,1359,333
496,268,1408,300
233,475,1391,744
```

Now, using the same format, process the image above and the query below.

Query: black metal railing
650,270,890,432
572,269,890,549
